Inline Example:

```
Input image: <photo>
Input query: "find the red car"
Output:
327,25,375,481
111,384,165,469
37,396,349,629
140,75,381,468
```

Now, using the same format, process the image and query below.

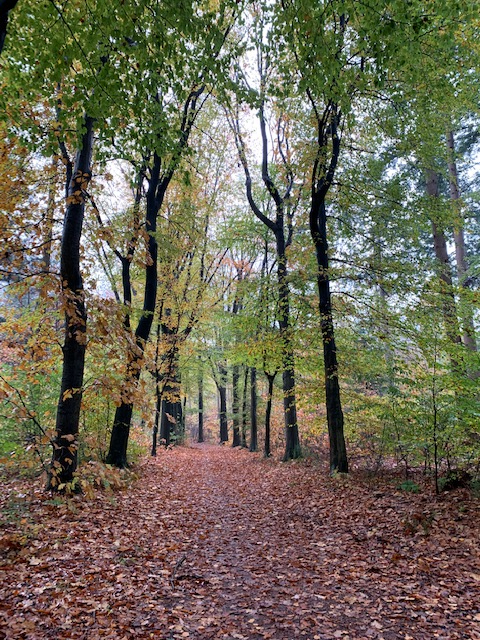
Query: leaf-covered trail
1,445,479,639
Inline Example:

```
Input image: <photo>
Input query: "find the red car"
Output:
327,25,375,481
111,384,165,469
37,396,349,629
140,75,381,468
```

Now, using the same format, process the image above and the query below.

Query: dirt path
1,445,479,639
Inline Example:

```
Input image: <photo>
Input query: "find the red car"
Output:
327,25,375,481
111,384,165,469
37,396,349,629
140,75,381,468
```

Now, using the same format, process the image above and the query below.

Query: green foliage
0,0,479,478
398,480,420,494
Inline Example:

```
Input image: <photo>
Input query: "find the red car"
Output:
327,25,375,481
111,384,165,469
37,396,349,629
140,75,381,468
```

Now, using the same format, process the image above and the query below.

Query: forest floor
0,444,479,640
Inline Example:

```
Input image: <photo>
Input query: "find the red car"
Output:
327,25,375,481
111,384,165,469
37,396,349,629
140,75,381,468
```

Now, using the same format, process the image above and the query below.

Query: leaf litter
0,444,479,639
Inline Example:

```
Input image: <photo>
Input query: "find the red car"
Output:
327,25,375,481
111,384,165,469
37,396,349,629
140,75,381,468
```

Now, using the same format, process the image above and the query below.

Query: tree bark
231,364,241,446
198,362,204,443
47,115,94,489
241,365,248,448
426,169,462,361
160,372,182,446
249,367,258,452
152,382,161,456
160,399,178,446
151,321,162,456
230,86,301,461
230,267,244,447
218,361,228,443
310,194,348,473
264,372,276,458
276,230,301,460
446,131,477,352
306,98,348,474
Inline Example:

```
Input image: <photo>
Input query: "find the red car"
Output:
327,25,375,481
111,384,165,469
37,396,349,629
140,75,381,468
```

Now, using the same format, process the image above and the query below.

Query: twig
170,554,186,589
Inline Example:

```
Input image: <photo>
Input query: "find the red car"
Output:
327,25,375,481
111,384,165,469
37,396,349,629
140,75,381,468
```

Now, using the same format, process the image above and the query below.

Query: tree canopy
0,0,479,488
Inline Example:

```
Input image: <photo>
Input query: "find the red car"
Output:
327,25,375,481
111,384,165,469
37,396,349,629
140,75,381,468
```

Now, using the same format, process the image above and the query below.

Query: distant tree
197,359,205,443
226,17,302,460
249,367,258,452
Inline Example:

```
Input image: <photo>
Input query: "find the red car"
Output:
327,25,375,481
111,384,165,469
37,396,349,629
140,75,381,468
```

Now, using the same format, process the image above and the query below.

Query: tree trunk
219,385,228,443
160,397,182,445
106,87,204,467
276,232,301,461
249,367,258,452
217,361,228,443
169,392,183,443
47,115,94,490
231,92,300,461
42,159,57,273
160,399,172,446
310,195,348,473
426,169,462,361
160,347,181,447
152,381,161,456
180,395,186,441
264,372,276,458
241,365,248,448
198,364,204,443
151,321,162,456
446,131,477,352
232,364,241,446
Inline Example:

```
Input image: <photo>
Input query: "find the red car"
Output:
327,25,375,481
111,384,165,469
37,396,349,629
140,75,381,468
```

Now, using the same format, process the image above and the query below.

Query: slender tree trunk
42,159,57,273
232,364,241,447
198,363,204,443
160,399,172,446
47,115,94,490
231,267,243,447
249,367,258,452
152,321,162,456
219,386,228,442
241,365,248,448
446,131,477,352
310,195,348,473
171,373,183,442
218,361,228,443
276,231,301,461
160,347,181,447
180,395,186,442
230,92,300,461
264,372,276,458
152,381,161,456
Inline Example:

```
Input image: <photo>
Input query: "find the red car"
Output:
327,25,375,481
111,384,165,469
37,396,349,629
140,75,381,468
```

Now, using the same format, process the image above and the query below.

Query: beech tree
226,13,302,459
273,0,356,471
1,0,127,487
48,115,94,488
270,0,480,472
106,87,206,467
223,215,283,457
105,1,239,467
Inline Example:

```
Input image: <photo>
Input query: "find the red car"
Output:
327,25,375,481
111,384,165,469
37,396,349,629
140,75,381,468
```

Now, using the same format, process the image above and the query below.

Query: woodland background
0,0,479,494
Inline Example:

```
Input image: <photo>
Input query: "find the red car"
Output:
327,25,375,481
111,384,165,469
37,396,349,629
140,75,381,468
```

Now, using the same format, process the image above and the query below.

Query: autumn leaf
0,446,478,640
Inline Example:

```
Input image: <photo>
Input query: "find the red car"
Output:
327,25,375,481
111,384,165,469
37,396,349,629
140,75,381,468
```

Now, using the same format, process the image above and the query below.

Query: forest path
1,444,479,639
